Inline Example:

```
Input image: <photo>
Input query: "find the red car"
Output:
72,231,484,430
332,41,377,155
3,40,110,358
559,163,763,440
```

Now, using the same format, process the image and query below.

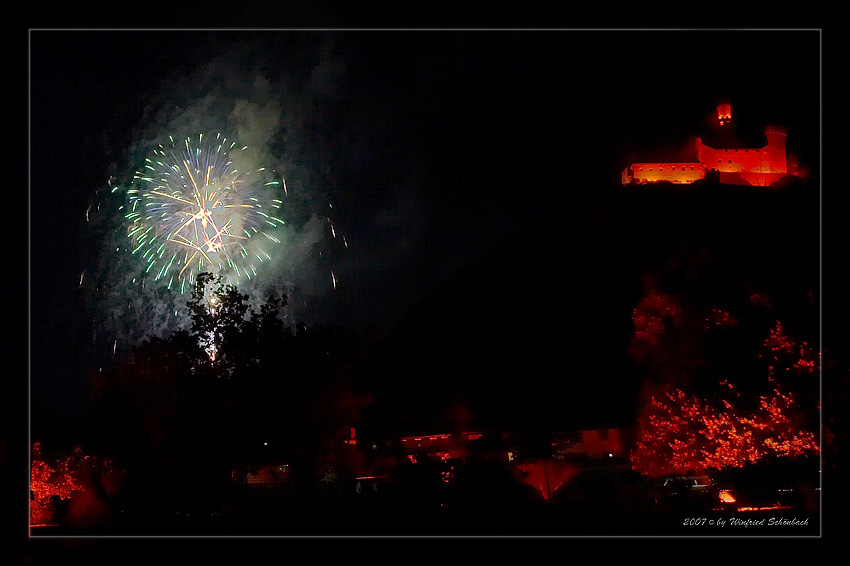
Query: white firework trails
124,133,285,293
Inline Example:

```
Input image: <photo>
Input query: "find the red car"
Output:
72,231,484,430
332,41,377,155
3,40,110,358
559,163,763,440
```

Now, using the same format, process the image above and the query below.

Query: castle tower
764,126,787,174
713,102,738,149
717,103,732,126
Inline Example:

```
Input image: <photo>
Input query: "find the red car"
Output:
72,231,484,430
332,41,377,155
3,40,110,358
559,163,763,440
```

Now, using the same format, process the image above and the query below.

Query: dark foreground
28,480,821,538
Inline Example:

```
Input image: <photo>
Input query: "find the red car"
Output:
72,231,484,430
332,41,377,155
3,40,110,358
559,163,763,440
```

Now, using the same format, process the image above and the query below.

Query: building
348,426,637,476
551,428,638,463
622,103,800,187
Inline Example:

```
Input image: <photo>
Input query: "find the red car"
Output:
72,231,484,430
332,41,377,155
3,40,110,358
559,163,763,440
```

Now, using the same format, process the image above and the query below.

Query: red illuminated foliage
762,320,797,357
760,320,819,380
748,291,774,310
629,288,682,355
30,443,124,526
630,385,819,478
30,443,84,525
628,263,819,479
706,307,738,329
627,275,706,389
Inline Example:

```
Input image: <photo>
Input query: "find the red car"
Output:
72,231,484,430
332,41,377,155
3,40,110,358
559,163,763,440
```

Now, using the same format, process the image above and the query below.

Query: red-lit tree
627,270,721,395
30,443,126,526
630,385,819,478
30,443,84,525
628,274,687,384
627,255,819,478
761,319,819,379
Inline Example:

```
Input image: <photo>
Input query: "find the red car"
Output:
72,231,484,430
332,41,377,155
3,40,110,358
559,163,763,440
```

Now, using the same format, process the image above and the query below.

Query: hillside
359,175,820,438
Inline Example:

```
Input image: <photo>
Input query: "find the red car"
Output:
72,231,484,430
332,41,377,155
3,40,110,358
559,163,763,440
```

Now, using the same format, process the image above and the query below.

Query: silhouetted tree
84,273,380,528
186,272,253,376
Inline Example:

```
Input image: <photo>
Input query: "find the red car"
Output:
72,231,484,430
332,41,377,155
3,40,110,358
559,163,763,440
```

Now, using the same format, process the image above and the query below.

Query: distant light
263,442,268,446
608,453,613,458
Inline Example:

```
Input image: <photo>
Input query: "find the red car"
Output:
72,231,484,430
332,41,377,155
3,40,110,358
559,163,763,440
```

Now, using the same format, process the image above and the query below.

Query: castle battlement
622,104,797,187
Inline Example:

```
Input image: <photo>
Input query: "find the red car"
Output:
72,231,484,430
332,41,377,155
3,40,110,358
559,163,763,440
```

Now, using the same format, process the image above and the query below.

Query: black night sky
13,28,830,542
27,29,820,415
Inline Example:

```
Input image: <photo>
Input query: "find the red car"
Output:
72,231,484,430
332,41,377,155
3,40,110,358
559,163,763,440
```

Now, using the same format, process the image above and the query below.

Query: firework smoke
83,37,347,363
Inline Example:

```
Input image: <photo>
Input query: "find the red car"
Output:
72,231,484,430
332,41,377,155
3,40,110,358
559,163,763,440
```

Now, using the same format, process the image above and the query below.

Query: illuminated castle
621,103,800,187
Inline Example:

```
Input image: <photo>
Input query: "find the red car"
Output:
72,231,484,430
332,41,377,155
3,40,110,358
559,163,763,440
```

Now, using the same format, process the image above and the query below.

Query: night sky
26,29,821,422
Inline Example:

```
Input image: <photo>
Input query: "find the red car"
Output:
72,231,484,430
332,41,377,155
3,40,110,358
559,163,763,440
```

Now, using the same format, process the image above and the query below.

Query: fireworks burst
122,133,285,293
71,38,354,369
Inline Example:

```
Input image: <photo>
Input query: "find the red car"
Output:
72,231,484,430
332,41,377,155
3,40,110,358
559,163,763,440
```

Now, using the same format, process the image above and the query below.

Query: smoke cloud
85,35,348,362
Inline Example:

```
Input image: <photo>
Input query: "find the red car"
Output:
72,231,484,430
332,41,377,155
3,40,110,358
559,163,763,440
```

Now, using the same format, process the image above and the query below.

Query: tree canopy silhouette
83,273,374,523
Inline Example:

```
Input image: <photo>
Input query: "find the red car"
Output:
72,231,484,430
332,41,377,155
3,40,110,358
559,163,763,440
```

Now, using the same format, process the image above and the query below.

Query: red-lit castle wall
621,161,706,185
696,126,788,186
622,105,795,187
